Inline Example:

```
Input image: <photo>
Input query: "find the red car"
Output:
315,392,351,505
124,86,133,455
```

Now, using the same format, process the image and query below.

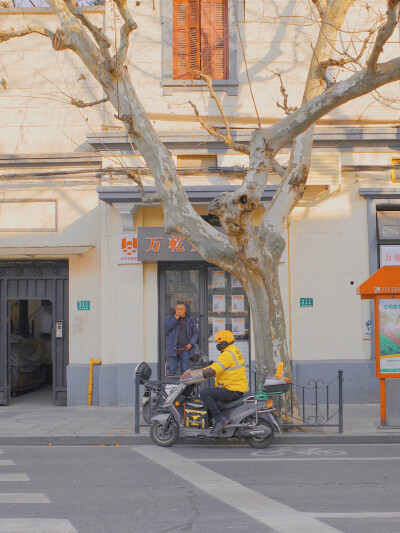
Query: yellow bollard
88,358,102,406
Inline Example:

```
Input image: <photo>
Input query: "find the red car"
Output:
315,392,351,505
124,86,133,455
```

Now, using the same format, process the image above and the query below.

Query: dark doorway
9,299,53,401
0,261,69,405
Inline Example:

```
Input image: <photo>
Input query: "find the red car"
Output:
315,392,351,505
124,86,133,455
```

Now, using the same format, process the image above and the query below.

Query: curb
1,432,400,445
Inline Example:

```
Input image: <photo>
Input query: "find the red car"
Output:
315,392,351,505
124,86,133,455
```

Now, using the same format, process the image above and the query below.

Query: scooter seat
218,392,253,410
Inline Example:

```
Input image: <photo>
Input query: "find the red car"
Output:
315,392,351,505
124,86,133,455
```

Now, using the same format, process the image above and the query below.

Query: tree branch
125,170,161,203
366,0,400,70
311,0,328,18
320,28,375,70
112,0,138,66
276,73,298,115
70,97,109,108
62,0,111,59
188,100,249,155
191,71,250,154
0,25,54,44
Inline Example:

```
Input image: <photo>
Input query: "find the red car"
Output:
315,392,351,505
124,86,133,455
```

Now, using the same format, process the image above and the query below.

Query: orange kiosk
357,266,400,425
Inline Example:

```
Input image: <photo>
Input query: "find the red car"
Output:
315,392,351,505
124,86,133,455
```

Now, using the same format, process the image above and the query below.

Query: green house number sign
77,301,90,311
300,298,313,308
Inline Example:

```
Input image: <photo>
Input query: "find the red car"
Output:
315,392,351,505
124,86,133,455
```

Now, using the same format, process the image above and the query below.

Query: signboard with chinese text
137,228,202,261
381,246,400,267
118,233,141,264
138,227,287,262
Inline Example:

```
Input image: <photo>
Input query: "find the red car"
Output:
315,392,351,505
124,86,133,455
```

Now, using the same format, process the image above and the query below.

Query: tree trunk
241,262,290,380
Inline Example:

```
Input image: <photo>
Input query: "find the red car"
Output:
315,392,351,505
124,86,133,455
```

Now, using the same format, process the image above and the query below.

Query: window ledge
162,79,239,96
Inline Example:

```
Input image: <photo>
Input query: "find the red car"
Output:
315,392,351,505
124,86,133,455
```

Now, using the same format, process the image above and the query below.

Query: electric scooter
135,362,291,449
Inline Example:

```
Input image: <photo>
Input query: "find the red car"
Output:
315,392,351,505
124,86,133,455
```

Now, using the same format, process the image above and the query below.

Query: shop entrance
159,263,250,376
0,261,69,406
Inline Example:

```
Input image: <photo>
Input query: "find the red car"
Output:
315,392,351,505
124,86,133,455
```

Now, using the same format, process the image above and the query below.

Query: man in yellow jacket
200,330,249,434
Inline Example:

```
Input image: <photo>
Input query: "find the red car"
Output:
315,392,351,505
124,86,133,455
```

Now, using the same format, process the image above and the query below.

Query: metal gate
0,261,69,406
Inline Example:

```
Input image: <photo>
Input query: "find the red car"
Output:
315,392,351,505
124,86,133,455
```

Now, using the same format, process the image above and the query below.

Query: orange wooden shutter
213,0,228,79
173,0,200,79
200,0,228,80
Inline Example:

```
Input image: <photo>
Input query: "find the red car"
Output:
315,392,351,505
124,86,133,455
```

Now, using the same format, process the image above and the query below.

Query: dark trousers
199,387,243,422
167,350,190,375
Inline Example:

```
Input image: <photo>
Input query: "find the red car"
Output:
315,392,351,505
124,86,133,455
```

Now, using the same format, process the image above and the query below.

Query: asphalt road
0,443,400,533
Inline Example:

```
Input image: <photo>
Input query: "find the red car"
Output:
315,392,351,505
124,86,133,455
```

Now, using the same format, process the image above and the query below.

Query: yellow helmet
214,330,235,344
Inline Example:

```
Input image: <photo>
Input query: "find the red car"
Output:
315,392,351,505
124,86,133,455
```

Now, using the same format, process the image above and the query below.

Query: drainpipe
88,358,102,406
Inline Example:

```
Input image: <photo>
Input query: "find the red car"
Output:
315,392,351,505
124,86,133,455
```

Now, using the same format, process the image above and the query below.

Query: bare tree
1,0,399,379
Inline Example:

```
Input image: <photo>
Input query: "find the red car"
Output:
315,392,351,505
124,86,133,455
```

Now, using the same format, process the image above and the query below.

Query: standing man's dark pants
199,387,243,422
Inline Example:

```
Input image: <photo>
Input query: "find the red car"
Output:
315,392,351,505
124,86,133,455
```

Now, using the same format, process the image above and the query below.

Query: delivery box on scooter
184,407,209,429
262,377,291,394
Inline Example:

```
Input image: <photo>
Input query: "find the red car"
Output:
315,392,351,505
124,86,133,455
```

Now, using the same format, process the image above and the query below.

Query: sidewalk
1,391,400,445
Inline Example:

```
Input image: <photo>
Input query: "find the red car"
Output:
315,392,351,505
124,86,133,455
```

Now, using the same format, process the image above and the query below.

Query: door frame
158,262,208,377
158,261,252,381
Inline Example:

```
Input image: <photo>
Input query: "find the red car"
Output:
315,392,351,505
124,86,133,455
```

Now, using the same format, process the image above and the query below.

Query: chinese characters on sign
137,228,200,261
118,233,141,264
380,246,400,266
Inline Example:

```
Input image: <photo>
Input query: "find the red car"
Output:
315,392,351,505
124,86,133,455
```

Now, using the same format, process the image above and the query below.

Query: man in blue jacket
163,302,198,375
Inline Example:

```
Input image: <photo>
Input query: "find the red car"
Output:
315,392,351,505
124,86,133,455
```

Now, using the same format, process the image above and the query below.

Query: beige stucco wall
290,177,370,362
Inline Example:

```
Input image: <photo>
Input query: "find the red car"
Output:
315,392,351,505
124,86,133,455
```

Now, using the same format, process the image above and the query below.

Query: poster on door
212,271,226,289
232,295,244,312
213,295,226,312
212,317,226,336
232,318,245,335
231,276,242,288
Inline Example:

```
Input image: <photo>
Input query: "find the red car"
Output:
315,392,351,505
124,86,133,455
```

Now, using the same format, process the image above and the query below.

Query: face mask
216,343,226,352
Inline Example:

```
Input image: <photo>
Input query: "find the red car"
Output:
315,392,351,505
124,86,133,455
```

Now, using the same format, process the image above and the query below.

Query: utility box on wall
357,266,400,426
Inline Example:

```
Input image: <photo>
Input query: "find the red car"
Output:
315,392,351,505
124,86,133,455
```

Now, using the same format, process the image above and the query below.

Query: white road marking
0,493,50,503
0,460,14,466
0,519,76,532
0,474,29,481
195,456,400,462
133,445,343,533
311,512,400,518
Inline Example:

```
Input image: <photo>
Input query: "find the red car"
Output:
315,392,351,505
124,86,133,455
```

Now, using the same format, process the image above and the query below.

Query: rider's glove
180,369,206,384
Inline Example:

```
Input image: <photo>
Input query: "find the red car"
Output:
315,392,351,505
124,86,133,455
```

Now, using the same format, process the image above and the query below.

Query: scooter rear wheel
150,420,179,447
246,420,274,449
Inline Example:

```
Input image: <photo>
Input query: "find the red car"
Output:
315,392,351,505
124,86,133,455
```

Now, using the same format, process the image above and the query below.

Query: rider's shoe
210,416,229,435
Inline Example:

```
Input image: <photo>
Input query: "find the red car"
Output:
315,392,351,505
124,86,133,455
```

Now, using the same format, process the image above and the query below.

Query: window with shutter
173,0,228,80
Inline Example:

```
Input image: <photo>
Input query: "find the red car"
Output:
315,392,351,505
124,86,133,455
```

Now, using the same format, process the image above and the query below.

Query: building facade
0,0,399,406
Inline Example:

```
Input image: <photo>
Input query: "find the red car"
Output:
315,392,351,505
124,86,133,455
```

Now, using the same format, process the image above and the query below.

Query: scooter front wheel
150,420,179,447
246,420,274,449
